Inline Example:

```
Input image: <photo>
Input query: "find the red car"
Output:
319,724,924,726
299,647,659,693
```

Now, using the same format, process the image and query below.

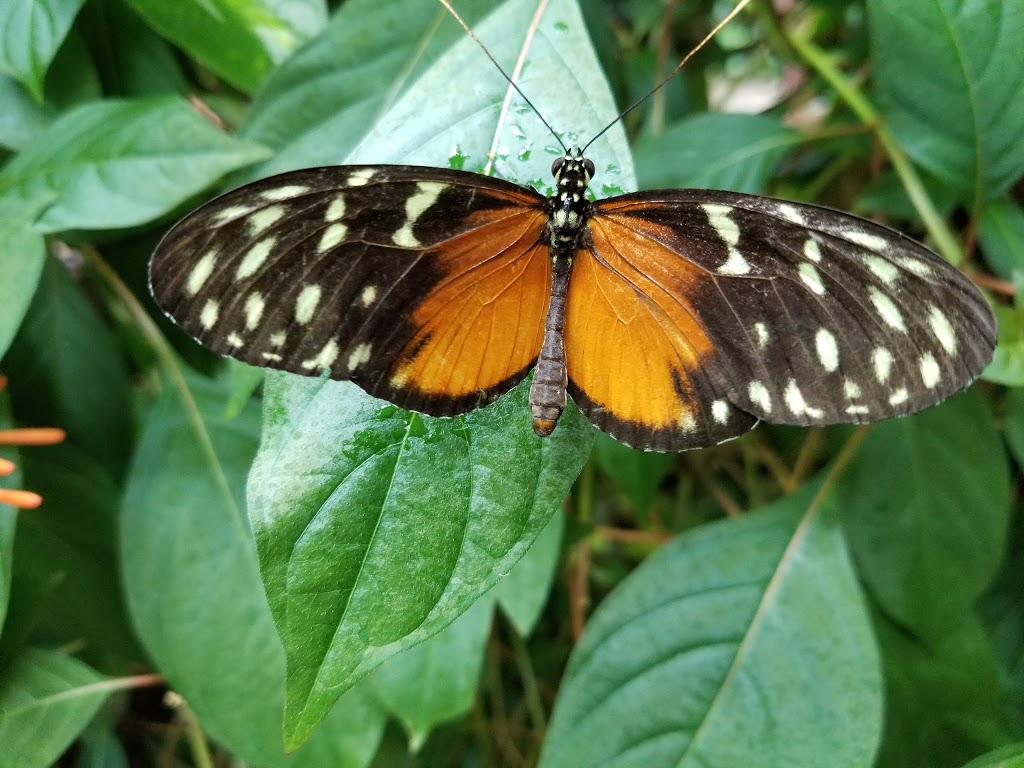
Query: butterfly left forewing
589,190,995,429
150,165,552,417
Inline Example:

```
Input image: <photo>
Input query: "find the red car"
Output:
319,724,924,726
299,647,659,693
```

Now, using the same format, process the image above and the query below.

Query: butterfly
149,139,996,451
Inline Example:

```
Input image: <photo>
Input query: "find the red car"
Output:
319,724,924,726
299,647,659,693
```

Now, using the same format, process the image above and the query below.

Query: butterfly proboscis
149,0,996,451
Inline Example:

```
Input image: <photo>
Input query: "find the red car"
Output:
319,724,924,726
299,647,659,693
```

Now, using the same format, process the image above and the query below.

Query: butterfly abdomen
531,256,573,436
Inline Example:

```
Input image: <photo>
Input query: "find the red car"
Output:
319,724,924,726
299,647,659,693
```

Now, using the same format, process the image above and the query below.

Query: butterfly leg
530,256,573,436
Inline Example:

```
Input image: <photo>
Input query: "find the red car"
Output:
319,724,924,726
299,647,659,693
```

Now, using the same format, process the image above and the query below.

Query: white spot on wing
262,185,309,201
895,256,932,276
868,287,906,331
394,182,446,248
920,352,941,388
347,169,375,186
843,229,889,252
754,322,770,349
844,379,861,399
270,331,286,347
798,262,826,295
678,408,698,433
294,284,322,325
928,304,957,354
247,205,286,236
748,381,772,414
301,339,340,370
262,352,283,362
227,332,244,348
236,238,275,280
186,250,218,296
318,222,348,252
199,299,219,329
872,347,894,383
703,203,751,275
712,400,730,425
325,195,346,222
815,328,839,372
776,203,806,225
347,342,372,371
359,285,378,307
863,254,900,287
244,293,264,330
803,239,822,262
889,387,909,406
214,205,254,222
846,404,870,415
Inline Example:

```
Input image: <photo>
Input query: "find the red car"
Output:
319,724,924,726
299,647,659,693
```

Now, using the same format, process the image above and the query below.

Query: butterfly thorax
530,150,596,438
544,150,595,259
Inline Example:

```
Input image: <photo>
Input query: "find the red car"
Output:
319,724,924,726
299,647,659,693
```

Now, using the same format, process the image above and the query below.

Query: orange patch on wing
391,208,550,397
566,213,716,431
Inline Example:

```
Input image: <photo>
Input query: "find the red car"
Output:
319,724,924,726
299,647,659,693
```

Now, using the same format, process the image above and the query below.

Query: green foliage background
0,0,1022,766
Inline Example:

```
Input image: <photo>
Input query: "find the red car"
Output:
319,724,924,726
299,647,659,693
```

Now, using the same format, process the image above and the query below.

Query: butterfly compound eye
583,158,595,177
551,157,566,177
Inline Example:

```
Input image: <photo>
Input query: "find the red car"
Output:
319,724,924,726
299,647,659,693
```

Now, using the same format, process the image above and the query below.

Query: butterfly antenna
437,0,568,156
582,0,755,153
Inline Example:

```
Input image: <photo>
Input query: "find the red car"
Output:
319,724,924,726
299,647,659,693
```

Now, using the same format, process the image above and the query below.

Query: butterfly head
551,149,595,193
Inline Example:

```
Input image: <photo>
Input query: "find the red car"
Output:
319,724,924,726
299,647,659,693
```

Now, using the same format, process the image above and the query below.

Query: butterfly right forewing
150,165,553,417
574,189,994,447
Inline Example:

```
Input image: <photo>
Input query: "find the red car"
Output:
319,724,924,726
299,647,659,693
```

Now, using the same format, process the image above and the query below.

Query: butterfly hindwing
150,165,552,416
579,190,994,441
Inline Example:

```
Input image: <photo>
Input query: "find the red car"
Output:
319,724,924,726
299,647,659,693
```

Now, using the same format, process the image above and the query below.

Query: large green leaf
0,647,107,768
244,0,625,748
540,484,882,768
960,743,1024,768
122,372,387,765
869,0,1024,204
837,390,1010,640
0,0,86,101
251,377,593,749
0,97,270,232
632,113,800,193
124,0,324,93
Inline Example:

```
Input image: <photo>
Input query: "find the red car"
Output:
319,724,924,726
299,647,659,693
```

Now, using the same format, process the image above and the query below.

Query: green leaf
838,390,1010,640
251,376,593,749
591,432,674,515
124,0,323,93
494,508,565,636
979,198,1024,282
0,647,108,768
0,97,270,232
960,743,1024,768
869,0,1024,203
874,614,1014,768
540,484,882,767
0,0,87,101
632,113,800,192
0,196,50,359
3,258,132,474
373,595,494,749
122,371,387,764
